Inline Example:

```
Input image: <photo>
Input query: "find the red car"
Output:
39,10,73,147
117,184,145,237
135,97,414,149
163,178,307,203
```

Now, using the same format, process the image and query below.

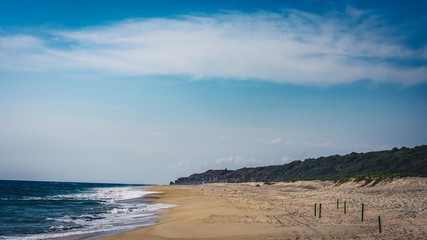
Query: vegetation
173,145,427,184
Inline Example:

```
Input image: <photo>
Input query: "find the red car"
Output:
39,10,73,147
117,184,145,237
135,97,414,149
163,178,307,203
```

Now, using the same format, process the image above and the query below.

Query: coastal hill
172,145,427,184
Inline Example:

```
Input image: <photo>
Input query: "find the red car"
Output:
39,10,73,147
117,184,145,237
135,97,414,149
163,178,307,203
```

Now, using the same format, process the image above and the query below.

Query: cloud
270,138,282,144
302,141,332,147
170,157,192,168
215,155,256,165
0,10,426,85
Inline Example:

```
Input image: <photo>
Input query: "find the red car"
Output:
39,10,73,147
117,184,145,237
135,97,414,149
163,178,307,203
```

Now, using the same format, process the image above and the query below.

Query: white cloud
0,35,42,49
215,155,256,165
171,157,192,168
302,141,332,147
270,138,282,144
0,10,426,85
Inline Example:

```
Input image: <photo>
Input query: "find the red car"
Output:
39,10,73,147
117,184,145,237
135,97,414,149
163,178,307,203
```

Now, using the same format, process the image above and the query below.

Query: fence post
361,203,364,222
344,201,347,214
337,198,339,209
314,203,317,216
378,216,382,233
319,203,322,219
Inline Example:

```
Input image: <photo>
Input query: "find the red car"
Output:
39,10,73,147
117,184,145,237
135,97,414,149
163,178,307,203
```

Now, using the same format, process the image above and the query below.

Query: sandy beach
101,178,427,240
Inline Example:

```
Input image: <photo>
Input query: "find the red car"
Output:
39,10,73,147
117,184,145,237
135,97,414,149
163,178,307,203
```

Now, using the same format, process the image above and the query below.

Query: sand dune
101,177,427,239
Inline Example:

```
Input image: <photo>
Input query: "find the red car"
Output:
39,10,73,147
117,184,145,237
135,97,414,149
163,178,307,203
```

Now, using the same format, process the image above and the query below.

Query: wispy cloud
215,155,257,165
270,138,282,144
1,9,426,84
302,141,332,147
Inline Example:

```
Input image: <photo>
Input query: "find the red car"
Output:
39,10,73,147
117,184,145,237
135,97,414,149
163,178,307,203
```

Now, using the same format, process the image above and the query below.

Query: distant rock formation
172,145,427,185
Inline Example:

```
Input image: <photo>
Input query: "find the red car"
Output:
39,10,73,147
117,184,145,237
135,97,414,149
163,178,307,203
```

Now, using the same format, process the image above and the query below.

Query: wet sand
100,177,427,239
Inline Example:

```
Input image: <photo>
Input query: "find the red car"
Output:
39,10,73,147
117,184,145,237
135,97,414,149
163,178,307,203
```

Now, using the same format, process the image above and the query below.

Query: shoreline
47,187,167,240
99,178,427,239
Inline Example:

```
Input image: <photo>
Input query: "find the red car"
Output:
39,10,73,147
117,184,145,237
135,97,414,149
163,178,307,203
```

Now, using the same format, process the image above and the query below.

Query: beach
101,178,427,239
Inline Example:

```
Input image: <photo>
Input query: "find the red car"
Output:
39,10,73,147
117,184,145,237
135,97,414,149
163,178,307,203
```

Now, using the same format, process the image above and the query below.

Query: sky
0,0,426,184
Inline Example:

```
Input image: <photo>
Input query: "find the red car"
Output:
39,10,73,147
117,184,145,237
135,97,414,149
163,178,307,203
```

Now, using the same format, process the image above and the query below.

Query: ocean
0,180,172,239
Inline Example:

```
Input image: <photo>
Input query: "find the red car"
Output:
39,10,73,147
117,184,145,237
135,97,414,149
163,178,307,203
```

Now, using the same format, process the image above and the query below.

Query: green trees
173,145,427,184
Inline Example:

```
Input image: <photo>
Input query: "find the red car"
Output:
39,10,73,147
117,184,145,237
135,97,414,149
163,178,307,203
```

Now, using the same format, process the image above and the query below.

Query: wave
2,186,173,240
21,187,156,203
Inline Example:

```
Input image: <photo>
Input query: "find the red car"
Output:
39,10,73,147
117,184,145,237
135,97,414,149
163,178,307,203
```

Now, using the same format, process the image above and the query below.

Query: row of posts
314,200,381,233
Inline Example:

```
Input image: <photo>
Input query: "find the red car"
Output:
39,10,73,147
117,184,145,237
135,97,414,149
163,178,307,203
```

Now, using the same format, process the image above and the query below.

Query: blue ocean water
0,180,171,239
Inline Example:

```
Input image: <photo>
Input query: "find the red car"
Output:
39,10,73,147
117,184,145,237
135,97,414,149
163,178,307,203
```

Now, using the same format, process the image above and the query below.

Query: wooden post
361,203,364,222
378,216,382,233
314,203,317,216
344,201,347,214
337,198,339,209
319,203,322,219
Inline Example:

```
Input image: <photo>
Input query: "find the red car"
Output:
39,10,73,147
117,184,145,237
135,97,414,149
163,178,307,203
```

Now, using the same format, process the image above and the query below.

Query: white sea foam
4,187,174,240
73,187,151,202
22,187,154,202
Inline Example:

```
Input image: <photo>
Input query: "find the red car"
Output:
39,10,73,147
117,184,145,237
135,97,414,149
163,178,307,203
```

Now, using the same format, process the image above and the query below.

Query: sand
100,177,427,239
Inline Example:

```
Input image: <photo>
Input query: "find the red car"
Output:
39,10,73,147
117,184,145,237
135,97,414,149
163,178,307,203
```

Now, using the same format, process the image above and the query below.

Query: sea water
0,180,171,239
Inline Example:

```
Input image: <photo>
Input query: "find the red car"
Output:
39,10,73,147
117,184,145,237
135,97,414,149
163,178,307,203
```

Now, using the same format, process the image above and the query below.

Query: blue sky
1,0,426,184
